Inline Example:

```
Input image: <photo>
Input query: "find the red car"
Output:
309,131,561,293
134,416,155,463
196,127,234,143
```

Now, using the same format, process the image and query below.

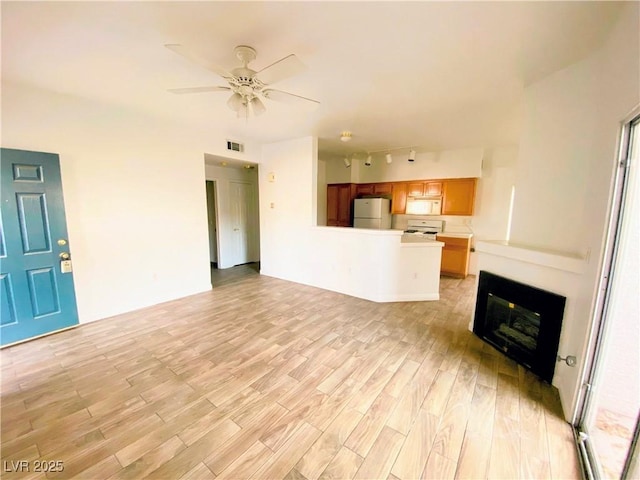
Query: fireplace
473,270,566,383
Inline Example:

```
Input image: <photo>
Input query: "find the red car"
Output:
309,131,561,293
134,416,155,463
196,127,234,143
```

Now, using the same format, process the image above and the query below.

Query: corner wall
504,3,639,418
259,137,318,283
1,81,258,323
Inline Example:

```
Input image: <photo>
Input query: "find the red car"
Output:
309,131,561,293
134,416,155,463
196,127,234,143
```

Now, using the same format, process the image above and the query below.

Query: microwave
405,197,442,215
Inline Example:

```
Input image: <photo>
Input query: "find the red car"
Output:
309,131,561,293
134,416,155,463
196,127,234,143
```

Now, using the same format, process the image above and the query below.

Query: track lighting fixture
365,155,372,166
385,153,393,164
408,149,416,162
343,157,351,168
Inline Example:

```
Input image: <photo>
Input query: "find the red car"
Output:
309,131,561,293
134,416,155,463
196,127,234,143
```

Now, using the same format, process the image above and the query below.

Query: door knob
59,252,70,260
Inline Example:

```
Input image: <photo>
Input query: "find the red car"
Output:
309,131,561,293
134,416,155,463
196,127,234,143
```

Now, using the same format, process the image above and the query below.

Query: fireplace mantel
476,240,589,274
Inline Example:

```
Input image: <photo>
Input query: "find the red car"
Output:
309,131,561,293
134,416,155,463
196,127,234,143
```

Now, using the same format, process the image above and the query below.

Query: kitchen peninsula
309,226,444,302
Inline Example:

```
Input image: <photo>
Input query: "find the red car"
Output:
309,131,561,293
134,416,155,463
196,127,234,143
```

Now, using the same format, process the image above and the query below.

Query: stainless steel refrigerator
353,198,392,229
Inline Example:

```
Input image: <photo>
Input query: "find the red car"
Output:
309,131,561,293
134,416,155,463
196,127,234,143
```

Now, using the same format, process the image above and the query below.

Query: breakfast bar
307,226,444,302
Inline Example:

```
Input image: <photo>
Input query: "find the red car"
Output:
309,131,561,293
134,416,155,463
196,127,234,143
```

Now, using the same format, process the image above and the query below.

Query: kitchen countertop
400,238,444,246
437,232,474,239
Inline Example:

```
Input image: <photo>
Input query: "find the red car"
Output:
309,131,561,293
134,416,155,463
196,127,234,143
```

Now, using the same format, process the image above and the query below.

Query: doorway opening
575,114,639,479
204,157,261,287
206,180,219,269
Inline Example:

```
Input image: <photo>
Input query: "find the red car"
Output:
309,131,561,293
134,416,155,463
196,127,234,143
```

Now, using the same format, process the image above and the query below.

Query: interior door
0,148,79,346
229,181,251,266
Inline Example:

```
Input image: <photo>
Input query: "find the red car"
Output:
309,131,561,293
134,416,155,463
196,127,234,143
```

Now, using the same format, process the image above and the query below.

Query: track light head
364,155,372,166
408,149,416,162
343,157,351,168
385,153,393,164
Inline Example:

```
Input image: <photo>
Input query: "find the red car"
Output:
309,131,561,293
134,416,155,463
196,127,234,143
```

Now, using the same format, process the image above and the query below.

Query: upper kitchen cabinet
327,183,354,226
372,183,393,196
407,181,442,197
355,182,392,197
391,183,408,214
442,178,477,215
354,183,374,197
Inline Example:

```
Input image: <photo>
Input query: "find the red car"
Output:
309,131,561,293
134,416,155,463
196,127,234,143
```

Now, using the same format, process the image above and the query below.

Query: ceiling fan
165,44,320,117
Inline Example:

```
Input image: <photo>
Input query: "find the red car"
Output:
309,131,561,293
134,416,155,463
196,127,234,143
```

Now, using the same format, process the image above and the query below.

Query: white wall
259,137,318,283
2,81,259,323
468,146,519,273
323,152,352,184
356,147,483,183
204,164,260,268
501,2,639,418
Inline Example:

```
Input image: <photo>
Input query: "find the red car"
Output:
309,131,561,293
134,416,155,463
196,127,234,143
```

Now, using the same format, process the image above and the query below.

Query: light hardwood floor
0,272,581,479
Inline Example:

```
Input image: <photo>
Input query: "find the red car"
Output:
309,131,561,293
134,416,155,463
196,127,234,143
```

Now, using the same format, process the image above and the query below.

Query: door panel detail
17,193,51,253
0,274,17,326
13,164,44,182
0,218,6,258
27,268,60,318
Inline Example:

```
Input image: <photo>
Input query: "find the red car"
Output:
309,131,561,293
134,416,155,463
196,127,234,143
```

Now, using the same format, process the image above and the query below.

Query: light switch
268,172,276,182
270,202,275,209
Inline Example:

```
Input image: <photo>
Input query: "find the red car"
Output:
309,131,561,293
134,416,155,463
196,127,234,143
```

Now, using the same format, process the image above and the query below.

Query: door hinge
583,382,592,393
578,431,589,443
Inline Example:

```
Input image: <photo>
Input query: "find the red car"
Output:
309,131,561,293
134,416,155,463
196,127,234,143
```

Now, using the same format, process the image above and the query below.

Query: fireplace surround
473,270,566,383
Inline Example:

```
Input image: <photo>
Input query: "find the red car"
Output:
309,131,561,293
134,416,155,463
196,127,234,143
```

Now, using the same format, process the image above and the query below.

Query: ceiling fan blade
167,86,231,94
165,44,235,80
262,89,320,108
257,54,306,85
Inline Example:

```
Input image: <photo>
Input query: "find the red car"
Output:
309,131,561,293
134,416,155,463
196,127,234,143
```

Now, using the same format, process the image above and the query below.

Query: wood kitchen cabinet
391,183,408,214
355,182,392,197
372,182,393,196
327,183,354,227
442,178,477,215
437,235,471,278
407,181,442,197
354,183,374,197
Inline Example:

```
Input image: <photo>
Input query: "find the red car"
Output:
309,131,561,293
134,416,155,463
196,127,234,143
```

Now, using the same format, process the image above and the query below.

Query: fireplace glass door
473,270,565,383
484,293,540,369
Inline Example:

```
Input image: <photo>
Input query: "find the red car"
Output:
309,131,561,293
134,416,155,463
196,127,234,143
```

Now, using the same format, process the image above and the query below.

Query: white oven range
402,219,444,240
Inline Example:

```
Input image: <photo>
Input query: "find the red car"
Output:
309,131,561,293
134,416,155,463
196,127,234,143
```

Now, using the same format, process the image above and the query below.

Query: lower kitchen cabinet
327,183,354,226
437,235,471,278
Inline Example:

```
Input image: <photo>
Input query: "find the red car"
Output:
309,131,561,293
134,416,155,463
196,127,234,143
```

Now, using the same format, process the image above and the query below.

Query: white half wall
1,81,260,323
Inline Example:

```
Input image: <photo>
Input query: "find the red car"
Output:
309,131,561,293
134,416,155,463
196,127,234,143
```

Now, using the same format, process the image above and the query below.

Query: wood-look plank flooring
0,271,581,479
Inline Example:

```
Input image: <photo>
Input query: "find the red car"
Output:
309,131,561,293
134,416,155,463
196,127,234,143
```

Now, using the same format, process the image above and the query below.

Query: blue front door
1,148,79,346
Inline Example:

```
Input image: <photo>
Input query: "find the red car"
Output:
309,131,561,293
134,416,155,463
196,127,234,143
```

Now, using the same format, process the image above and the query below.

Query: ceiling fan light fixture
343,157,351,168
340,131,352,142
251,96,266,116
227,92,244,112
408,149,416,162
386,153,393,164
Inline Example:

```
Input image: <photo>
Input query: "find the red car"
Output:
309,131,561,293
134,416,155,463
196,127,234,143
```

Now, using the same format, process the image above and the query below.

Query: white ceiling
1,1,624,159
